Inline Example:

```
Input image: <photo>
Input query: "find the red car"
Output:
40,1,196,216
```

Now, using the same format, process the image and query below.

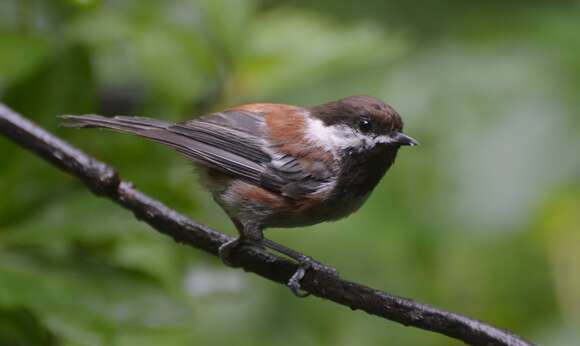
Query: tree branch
0,103,534,346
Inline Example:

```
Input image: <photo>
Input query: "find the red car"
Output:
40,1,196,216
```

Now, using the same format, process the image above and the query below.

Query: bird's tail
60,114,267,186
60,114,199,157
61,114,171,134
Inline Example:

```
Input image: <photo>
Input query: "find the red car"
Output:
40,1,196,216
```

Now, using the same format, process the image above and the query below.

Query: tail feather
60,114,193,154
60,114,170,132
60,114,268,187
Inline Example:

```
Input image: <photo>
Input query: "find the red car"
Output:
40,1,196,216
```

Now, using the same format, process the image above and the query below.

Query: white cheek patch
305,118,362,152
305,118,390,154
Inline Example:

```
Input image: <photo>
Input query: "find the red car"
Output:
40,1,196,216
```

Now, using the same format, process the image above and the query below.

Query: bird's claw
288,265,310,297
287,256,339,298
219,238,267,267
218,238,240,267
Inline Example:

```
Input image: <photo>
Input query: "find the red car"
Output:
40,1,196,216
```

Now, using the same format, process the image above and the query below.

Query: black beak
391,132,419,146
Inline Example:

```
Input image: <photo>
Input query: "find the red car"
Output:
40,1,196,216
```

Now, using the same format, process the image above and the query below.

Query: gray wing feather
170,111,270,164
61,114,270,187
62,110,329,198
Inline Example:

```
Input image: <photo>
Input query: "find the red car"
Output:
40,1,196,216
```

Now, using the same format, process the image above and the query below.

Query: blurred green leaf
3,44,96,119
0,33,51,84
0,307,57,346
0,250,192,344
231,8,408,104
63,0,102,10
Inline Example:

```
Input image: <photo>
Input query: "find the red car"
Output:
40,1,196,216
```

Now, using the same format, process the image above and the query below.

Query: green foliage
1,1,579,345
0,307,56,346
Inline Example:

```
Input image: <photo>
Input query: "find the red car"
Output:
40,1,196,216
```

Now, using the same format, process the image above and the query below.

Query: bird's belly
265,192,370,228
200,167,372,229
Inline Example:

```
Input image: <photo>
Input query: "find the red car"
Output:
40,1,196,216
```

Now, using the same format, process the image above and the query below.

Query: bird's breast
333,147,399,199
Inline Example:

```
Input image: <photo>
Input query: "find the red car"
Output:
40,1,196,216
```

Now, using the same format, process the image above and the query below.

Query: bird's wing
62,108,334,198
173,110,271,166
62,111,275,188
174,107,335,197
170,109,288,192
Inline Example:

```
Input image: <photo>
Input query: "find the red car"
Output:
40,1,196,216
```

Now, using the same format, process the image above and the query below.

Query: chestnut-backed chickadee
63,95,418,296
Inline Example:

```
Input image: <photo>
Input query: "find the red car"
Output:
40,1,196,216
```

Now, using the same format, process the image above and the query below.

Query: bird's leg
218,219,338,297
218,219,264,267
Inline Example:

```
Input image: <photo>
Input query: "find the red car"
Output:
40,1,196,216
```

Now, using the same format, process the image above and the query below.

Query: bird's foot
220,237,338,298
218,238,241,267
287,255,339,298
218,237,265,267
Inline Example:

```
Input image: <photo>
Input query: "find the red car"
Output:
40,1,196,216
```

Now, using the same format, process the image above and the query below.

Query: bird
62,95,418,296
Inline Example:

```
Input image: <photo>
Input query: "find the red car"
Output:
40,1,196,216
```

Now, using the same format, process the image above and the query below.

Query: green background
1,0,579,345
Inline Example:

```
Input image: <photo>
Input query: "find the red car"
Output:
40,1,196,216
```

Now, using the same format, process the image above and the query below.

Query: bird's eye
359,118,372,132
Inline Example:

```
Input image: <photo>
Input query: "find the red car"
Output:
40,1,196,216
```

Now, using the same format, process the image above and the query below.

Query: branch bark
0,103,534,346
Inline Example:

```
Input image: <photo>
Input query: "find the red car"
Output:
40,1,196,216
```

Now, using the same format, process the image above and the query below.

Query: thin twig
0,103,535,346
